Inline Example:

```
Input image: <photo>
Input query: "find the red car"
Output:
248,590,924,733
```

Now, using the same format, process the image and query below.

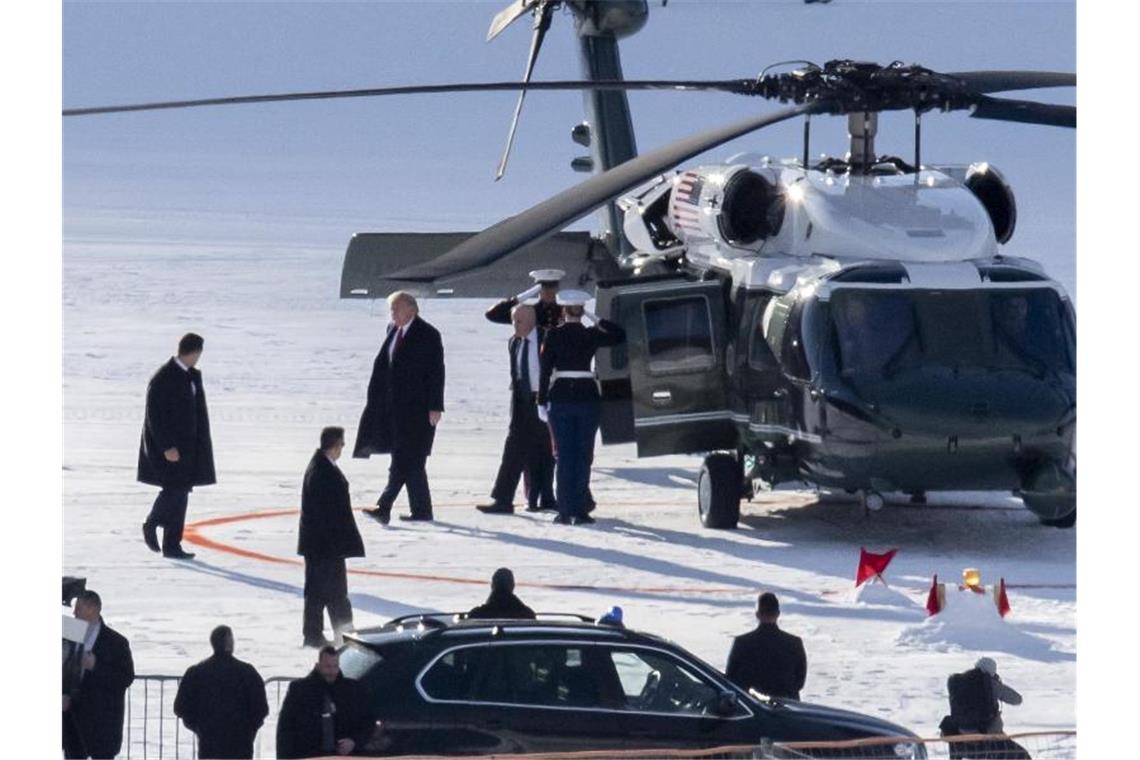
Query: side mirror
715,691,740,717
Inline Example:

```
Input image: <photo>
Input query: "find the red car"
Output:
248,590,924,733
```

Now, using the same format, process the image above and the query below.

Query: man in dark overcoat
276,647,375,759
467,568,537,619
174,625,268,759
62,590,135,759
138,332,216,559
477,303,557,514
355,291,445,523
300,426,365,647
725,592,807,701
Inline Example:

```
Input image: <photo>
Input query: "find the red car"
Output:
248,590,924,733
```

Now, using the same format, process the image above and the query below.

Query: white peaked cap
529,269,566,284
556,289,592,306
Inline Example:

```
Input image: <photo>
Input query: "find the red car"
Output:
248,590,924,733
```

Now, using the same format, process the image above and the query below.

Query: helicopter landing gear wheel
698,453,742,530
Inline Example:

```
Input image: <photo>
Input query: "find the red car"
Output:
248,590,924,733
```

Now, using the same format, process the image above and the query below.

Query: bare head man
74,590,102,623
316,645,340,684
511,304,536,338
387,291,419,328
178,333,204,368
755,591,780,624
320,426,346,462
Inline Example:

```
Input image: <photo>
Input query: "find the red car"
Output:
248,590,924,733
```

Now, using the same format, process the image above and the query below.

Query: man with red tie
354,291,445,523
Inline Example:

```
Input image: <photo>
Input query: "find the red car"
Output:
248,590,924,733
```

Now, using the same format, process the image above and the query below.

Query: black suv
338,613,924,758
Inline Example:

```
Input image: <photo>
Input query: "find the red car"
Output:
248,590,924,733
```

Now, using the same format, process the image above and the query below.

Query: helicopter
64,0,1076,530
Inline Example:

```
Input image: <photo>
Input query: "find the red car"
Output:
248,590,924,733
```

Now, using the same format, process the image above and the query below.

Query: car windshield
826,287,1074,379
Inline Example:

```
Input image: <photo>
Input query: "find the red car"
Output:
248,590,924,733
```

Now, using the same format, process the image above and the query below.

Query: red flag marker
856,547,898,587
926,574,942,616
996,577,1011,618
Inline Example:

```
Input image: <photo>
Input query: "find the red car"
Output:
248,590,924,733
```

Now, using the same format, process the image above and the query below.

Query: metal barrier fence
122,674,296,760
119,676,1075,760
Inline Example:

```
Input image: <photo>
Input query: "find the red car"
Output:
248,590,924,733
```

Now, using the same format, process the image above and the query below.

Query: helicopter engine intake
668,165,785,251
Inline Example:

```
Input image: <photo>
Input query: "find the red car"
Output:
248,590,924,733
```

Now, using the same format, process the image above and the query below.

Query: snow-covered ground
63,240,1075,753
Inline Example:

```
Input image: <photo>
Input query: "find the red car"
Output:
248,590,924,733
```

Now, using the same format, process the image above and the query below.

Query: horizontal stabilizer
340,231,617,299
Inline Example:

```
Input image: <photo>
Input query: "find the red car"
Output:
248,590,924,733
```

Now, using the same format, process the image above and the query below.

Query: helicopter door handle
651,389,673,406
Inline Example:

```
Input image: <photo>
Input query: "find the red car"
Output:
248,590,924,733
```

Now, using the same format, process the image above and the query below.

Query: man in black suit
138,332,216,559
300,427,365,647
276,647,376,759
355,291,445,523
62,590,135,759
174,625,269,759
477,304,557,515
467,568,537,619
725,592,807,701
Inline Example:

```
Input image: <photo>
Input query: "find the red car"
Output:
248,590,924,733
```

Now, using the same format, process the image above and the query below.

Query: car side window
457,644,623,710
420,646,490,701
607,648,730,716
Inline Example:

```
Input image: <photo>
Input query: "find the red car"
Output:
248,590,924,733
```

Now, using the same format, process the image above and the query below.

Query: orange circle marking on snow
183,507,750,594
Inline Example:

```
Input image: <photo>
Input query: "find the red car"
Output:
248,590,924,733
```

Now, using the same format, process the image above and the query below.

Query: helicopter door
599,279,734,457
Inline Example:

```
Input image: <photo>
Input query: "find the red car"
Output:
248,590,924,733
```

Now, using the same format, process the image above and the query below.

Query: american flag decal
671,171,705,235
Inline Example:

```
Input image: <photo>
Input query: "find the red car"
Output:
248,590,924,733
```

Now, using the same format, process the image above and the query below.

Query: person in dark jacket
138,332,216,559
537,290,625,525
62,590,135,759
173,625,269,759
478,304,557,515
485,269,565,331
725,592,807,701
467,568,537,619
300,427,365,647
939,657,1031,760
355,291,445,524
276,647,375,759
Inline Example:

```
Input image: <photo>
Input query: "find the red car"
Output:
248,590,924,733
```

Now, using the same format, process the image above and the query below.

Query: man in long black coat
467,568,537,619
276,647,375,759
63,591,135,759
355,291,445,523
725,592,807,701
138,332,216,559
300,427,365,647
174,625,268,759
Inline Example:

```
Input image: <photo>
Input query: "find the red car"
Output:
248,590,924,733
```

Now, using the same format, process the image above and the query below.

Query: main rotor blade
488,0,537,41
496,2,555,181
946,70,1075,94
385,101,826,282
62,79,753,117
969,96,1076,128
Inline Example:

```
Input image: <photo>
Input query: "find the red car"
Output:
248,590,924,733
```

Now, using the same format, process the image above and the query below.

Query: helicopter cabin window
642,296,715,375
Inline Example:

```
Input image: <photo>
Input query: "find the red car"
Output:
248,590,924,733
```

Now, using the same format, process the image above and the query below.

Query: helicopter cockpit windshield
821,288,1075,386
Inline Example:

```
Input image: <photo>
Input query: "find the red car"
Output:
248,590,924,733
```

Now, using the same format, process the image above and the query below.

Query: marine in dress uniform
537,290,625,525
477,303,557,514
485,268,565,331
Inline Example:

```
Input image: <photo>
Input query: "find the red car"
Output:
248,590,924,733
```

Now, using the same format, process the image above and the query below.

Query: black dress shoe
525,504,542,512
142,522,160,553
552,514,572,525
162,548,196,560
365,507,391,525
572,515,596,526
477,502,515,514
398,514,434,522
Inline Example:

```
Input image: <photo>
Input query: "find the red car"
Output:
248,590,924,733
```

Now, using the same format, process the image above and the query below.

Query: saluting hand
164,447,181,462
429,411,442,427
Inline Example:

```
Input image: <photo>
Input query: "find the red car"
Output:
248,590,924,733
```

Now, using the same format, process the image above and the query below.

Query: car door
600,644,756,751
597,278,735,456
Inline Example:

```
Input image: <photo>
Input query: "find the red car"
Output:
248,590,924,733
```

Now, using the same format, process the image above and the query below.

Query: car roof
345,612,671,650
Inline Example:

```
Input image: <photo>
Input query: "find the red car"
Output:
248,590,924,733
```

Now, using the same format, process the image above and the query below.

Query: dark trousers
490,392,556,507
548,401,601,519
146,487,190,552
376,448,432,518
303,557,354,641
62,713,117,759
